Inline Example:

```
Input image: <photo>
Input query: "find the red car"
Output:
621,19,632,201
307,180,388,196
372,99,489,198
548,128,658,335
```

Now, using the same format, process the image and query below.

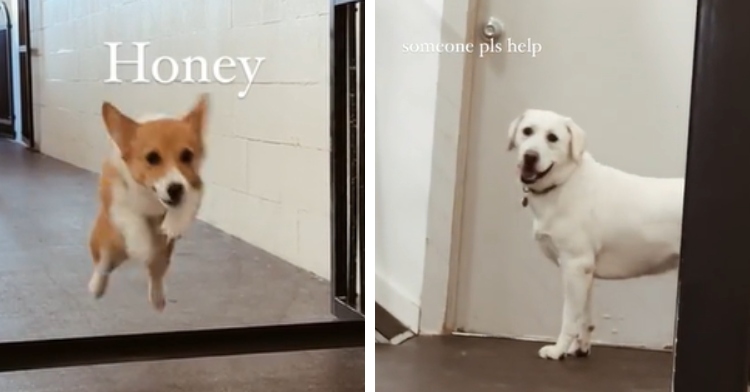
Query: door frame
416,0,478,335
0,0,36,148
0,1,15,139
670,0,750,388
421,0,750,389
17,0,34,149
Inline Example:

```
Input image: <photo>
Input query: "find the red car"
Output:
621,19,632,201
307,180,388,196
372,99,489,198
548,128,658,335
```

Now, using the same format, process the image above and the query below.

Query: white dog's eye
546,133,559,143
522,127,533,136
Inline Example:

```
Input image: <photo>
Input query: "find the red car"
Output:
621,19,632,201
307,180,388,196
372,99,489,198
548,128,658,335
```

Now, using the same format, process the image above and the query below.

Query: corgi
87,94,209,311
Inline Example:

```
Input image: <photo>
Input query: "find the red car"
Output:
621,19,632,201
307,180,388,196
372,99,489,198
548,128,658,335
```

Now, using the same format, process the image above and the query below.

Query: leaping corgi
87,94,209,311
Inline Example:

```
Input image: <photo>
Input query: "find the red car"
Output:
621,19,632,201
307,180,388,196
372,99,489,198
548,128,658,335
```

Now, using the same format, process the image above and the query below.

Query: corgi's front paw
160,212,190,240
160,190,202,240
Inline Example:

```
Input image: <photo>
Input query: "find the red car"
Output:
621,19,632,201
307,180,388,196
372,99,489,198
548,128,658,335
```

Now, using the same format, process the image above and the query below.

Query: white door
456,0,696,349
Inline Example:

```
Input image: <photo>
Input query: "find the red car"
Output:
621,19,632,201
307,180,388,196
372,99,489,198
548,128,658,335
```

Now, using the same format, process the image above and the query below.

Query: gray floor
377,336,673,392
0,140,364,391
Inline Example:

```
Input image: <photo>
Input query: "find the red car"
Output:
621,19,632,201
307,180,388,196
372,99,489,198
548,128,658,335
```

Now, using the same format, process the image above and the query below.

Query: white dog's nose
523,150,539,166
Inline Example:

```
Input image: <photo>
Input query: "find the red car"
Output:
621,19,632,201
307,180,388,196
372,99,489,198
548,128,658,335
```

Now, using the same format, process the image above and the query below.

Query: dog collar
521,184,558,207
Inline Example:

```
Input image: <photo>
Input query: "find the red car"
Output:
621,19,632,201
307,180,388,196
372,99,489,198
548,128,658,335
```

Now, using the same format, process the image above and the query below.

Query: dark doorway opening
0,1,14,139
0,0,35,148
17,0,33,148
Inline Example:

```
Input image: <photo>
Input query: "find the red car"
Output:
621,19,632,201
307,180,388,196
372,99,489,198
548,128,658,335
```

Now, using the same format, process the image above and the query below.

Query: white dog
507,109,685,360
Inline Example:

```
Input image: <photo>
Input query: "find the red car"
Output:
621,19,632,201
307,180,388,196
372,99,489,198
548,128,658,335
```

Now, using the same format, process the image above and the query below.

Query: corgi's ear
101,101,138,158
183,93,209,137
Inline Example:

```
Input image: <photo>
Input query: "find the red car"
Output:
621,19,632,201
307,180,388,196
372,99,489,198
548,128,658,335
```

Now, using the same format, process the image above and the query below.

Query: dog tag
522,196,528,207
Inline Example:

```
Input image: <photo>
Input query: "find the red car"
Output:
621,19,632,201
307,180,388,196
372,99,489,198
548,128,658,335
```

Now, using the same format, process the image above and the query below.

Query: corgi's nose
166,183,184,204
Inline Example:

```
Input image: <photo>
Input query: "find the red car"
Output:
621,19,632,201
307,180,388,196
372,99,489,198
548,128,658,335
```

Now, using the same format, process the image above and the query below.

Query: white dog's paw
88,272,108,299
538,344,567,361
567,325,594,358
567,339,591,358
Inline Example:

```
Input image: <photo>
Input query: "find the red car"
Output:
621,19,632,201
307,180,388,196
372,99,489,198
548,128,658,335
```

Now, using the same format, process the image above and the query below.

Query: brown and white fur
87,94,209,311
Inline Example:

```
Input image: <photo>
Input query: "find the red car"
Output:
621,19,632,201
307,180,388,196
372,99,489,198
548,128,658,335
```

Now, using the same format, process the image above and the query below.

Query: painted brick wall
28,0,331,279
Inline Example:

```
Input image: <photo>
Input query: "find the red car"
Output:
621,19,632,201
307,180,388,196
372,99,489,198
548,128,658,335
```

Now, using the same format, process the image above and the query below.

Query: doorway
0,1,13,138
453,0,696,350
16,0,33,148
0,0,33,147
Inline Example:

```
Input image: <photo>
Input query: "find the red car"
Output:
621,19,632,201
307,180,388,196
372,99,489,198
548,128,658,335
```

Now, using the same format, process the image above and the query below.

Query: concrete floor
0,140,364,391
376,336,673,392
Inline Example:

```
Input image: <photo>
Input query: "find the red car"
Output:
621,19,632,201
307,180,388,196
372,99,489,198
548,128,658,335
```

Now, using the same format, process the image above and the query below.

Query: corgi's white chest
108,183,165,262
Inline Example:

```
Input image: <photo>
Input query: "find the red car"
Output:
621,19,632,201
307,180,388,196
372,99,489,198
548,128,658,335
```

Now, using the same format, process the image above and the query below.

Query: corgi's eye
145,151,161,165
180,149,194,164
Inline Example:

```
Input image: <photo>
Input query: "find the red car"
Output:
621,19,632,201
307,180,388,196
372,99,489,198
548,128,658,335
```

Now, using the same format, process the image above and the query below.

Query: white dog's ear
507,112,525,151
565,117,586,161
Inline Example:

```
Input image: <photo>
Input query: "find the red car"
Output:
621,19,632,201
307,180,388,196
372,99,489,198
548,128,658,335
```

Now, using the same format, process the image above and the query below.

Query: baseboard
375,271,421,333
375,302,415,345
376,331,389,344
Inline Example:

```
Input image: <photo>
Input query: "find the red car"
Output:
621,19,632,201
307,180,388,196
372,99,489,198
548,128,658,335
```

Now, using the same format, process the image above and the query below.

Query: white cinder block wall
28,0,332,279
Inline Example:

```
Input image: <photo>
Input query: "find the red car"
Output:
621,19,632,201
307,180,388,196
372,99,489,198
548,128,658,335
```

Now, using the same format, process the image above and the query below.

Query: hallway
0,140,364,391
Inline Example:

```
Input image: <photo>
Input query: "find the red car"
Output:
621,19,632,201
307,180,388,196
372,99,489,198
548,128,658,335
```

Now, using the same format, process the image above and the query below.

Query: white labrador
507,109,685,360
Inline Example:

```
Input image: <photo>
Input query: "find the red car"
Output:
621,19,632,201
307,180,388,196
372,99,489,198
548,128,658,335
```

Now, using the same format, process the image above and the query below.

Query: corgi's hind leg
88,217,126,299
88,248,126,298
146,240,175,311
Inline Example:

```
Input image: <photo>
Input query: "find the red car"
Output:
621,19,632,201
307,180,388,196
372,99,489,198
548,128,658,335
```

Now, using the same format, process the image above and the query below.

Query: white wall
375,0,444,331
27,0,332,279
